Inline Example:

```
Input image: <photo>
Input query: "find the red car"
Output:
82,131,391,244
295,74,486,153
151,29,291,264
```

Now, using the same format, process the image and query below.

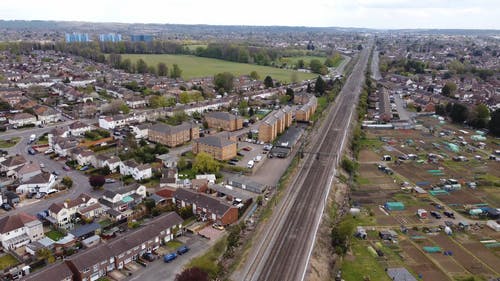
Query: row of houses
294,94,318,122
258,106,293,142
23,212,183,281
0,154,57,194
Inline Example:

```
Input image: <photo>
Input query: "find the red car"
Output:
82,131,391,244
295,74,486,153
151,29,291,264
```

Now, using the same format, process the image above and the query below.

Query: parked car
28,148,36,155
443,211,455,219
52,171,60,176
1,203,12,211
142,252,155,262
242,147,252,151
105,178,116,183
80,165,89,171
63,165,71,171
212,223,224,230
430,211,442,219
163,253,177,263
177,245,189,255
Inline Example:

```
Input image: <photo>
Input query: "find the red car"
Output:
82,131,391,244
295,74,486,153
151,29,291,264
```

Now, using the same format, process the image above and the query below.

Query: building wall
258,123,276,142
193,142,236,161
148,128,198,147
206,116,243,131
221,207,239,225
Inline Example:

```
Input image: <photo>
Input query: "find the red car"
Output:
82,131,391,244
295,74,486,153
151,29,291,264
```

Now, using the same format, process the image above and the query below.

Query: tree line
435,102,500,136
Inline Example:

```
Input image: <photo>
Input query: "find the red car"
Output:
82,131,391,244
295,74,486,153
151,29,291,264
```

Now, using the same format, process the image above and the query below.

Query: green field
341,240,392,281
0,137,20,148
0,254,18,270
120,54,316,82
278,55,326,67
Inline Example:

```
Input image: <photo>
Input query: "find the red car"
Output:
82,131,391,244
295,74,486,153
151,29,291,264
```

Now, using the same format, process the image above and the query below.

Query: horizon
1,0,499,30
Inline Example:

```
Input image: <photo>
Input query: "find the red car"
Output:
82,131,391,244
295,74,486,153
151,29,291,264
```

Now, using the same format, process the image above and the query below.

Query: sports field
120,54,317,82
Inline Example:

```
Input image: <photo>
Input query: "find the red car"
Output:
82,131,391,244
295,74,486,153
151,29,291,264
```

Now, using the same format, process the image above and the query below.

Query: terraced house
192,135,237,160
147,122,199,147
205,111,243,131
36,212,183,281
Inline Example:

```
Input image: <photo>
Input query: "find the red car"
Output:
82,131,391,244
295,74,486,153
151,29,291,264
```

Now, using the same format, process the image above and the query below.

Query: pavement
371,48,382,81
394,93,415,122
125,233,213,281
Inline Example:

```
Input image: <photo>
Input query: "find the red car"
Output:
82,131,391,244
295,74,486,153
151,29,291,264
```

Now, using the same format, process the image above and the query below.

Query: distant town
0,20,499,281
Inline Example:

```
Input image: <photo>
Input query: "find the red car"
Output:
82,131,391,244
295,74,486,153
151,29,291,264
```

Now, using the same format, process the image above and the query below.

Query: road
237,42,372,281
1,118,101,217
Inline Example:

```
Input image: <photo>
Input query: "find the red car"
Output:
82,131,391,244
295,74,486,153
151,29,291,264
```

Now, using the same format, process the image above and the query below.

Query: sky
0,0,499,29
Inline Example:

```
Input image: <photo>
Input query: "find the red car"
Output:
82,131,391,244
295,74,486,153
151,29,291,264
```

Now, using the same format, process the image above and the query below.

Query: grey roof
195,135,235,148
274,125,304,148
206,111,241,121
103,183,141,198
23,262,73,281
174,188,235,217
387,267,418,281
209,184,251,201
70,222,101,238
149,122,193,135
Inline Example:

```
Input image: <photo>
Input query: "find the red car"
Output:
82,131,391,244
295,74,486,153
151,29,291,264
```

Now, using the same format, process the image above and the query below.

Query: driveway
125,233,212,281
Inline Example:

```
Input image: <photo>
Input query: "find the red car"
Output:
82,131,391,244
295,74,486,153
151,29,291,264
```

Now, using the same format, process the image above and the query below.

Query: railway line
238,41,372,281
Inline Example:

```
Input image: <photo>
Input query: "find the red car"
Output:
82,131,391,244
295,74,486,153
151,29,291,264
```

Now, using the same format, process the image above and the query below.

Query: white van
247,160,255,168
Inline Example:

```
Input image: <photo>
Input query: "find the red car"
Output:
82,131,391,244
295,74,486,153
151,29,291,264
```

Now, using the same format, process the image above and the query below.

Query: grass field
46,229,65,241
341,239,392,281
0,137,20,148
0,254,18,270
278,55,326,67
120,54,316,82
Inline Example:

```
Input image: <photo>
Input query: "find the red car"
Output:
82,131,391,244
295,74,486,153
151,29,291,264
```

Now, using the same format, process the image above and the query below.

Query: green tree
264,75,274,88
144,198,156,214
193,152,220,174
157,62,168,76
297,59,305,69
36,248,55,263
249,70,260,80
214,72,235,93
150,95,169,108
314,76,326,95
179,92,190,104
170,64,183,79
469,104,490,129
136,59,148,74
120,58,133,72
119,103,130,114
177,156,189,170
309,59,328,75
285,88,294,101
441,82,457,97
61,176,73,189
489,108,500,137
450,103,468,124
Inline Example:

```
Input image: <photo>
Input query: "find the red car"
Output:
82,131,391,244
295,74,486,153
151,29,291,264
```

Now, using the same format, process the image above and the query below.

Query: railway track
239,42,372,281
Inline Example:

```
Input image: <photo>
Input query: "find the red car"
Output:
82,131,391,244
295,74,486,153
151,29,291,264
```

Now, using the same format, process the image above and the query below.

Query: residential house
0,213,44,250
296,95,317,122
8,112,37,127
53,137,79,157
15,161,42,182
119,159,152,181
147,122,199,147
130,123,150,139
0,90,23,107
65,212,182,281
16,172,56,194
99,184,146,213
98,115,139,130
68,121,93,136
47,194,99,229
192,135,237,161
32,105,61,124
23,262,73,281
125,96,148,109
173,188,238,225
205,111,243,131
71,147,96,167
95,155,121,172
0,155,27,178
16,99,38,110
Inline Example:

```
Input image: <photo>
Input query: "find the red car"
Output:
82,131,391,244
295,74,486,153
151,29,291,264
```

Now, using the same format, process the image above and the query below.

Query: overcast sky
1,0,499,29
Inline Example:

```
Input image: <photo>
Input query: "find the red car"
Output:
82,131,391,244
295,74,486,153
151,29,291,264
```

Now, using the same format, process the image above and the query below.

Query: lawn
341,239,392,281
0,254,19,270
165,240,184,251
188,237,227,279
0,137,20,148
278,55,326,67
46,229,65,241
119,54,316,83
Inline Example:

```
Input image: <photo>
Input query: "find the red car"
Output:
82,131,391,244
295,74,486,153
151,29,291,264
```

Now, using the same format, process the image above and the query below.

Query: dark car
142,252,155,262
28,148,36,155
430,211,442,219
1,203,12,211
177,245,189,255
443,211,455,219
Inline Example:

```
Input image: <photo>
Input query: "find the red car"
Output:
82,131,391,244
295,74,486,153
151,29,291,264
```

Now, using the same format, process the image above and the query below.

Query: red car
242,147,252,151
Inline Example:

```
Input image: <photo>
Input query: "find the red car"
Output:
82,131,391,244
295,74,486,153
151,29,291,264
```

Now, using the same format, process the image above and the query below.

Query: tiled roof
194,135,235,148
0,212,38,233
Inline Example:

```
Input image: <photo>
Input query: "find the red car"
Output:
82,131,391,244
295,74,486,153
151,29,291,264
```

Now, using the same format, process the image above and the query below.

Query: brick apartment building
295,95,317,122
258,106,292,142
148,122,199,147
205,111,243,131
192,135,237,161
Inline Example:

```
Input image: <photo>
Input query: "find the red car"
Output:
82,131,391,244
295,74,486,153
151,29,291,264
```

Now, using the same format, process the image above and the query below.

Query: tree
264,76,274,88
144,198,156,214
285,88,294,101
290,72,299,84
249,70,260,80
175,267,209,281
89,175,105,190
136,59,148,74
450,103,468,124
214,72,235,93
36,248,55,264
119,103,130,114
489,108,500,137
309,59,328,75
120,58,133,72
441,82,457,97
108,53,122,68
61,176,73,189
297,59,305,69
150,95,169,108
157,62,168,76
193,152,220,174
170,64,182,79
314,76,326,95
469,104,490,129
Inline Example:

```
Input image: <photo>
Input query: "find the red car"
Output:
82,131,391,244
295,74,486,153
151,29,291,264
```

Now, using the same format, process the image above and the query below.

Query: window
109,257,114,263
